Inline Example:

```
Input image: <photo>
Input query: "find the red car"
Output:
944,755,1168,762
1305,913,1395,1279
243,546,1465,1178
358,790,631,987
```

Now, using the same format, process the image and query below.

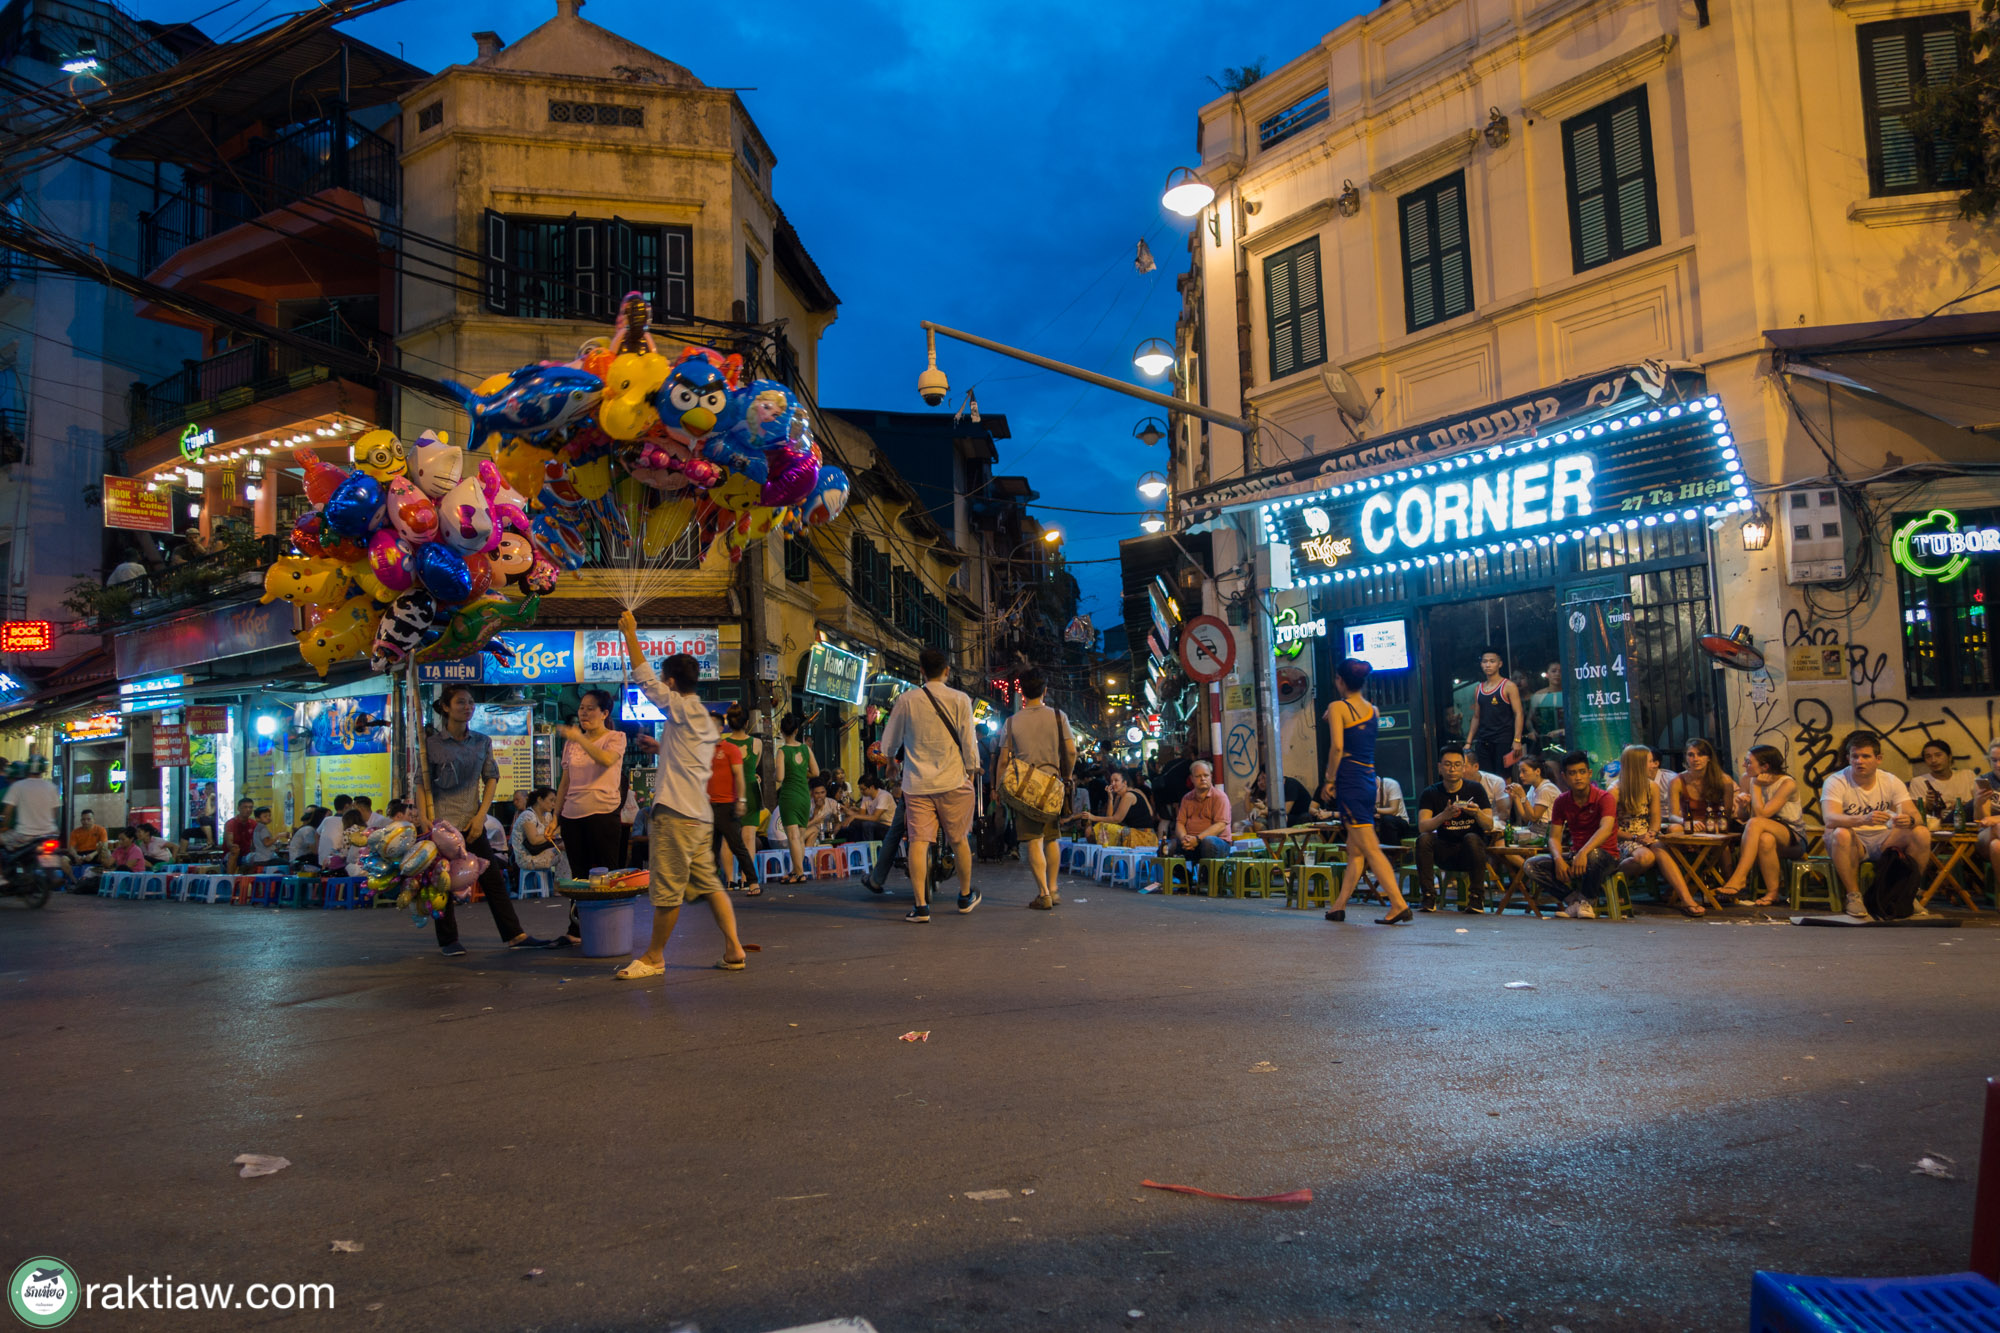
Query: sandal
714,956,746,971
615,957,664,979
1675,902,1706,917
742,884,762,897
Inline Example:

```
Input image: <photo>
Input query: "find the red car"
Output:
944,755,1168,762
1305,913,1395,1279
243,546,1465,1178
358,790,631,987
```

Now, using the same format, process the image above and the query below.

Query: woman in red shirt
710,728,755,893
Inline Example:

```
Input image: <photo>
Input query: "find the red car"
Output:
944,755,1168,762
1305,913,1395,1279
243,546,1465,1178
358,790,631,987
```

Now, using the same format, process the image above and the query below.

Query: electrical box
1255,541,1294,592
1783,487,1848,584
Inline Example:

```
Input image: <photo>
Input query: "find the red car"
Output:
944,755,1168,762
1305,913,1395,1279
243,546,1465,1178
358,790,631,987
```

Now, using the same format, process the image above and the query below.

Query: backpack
1863,850,1920,921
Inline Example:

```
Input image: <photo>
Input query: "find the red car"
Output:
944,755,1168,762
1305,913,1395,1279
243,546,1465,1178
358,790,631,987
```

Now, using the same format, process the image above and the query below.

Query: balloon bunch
263,429,557,676
353,820,491,923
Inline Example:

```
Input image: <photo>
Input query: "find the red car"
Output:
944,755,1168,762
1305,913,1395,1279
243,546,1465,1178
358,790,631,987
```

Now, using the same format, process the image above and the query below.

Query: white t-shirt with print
1822,767,1912,829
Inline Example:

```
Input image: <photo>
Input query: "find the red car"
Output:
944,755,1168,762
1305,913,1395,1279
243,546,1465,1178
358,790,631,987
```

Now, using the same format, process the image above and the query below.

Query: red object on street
1973,1076,2000,1281
1141,1180,1312,1206
0,620,54,652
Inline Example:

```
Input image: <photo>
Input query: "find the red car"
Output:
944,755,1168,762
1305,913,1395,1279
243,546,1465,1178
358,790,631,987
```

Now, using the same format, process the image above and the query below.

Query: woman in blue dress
1321,657,1415,925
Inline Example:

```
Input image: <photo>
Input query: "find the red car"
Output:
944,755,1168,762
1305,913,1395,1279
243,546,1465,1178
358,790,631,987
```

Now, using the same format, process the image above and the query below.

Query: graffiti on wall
1736,610,1999,819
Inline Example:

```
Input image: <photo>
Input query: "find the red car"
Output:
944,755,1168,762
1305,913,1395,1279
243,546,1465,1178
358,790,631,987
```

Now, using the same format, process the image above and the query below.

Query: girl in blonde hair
1615,743,1704,916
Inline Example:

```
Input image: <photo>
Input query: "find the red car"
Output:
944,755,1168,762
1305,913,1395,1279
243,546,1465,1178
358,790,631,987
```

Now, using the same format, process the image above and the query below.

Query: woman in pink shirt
554,688,628,945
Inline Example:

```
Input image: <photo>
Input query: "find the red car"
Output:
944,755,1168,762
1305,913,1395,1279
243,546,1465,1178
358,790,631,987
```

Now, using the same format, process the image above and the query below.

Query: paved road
1,867,1993,1332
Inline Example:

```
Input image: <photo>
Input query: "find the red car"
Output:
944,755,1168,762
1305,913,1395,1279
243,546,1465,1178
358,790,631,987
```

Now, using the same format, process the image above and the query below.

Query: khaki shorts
1014,809,1062,843
648,807,722,908
905,783,974,845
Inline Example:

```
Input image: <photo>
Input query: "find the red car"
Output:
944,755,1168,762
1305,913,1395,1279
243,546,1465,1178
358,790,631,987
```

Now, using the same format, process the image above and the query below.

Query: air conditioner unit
1782,487,1848,584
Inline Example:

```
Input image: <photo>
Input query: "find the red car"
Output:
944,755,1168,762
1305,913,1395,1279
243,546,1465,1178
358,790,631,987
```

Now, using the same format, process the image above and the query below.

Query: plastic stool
1131,853,1162,889
753,848,792,882
1789,857,1840,912
1055,838,1075,868
1098,848,1139,886
1597,872,1632,921
1292,863,1339,909
137,873,169,901
1749,1269,2000,1333
1067,843,1101,878
322,877,364,909
812,846,845,879
231,875,258,906
840,842,875,876
99,871,130,899
279,876,312,908
248,875,282,905
517,869,554,899
1232,858,1282,898
186,875,233,904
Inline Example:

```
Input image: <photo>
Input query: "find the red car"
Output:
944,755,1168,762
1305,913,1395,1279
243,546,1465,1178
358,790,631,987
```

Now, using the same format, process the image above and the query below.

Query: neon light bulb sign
1893,508,2000,584
1355,453,1596,555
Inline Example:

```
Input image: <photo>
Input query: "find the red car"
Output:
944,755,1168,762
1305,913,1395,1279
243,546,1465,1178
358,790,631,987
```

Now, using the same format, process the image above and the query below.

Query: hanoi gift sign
1262,396,1747,586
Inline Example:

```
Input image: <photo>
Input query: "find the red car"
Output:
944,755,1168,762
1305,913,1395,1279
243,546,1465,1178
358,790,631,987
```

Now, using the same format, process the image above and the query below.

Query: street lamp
1139,511,1166,534
1134,417,1166,447
1132,338,1175,378
1160,166,1215,218
1042,527,1063,545
1740,504,1773,552
1137,471,1168,500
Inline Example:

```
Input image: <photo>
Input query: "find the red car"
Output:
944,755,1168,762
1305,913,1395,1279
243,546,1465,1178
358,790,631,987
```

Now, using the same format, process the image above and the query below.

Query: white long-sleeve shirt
631,655,718,822
877,681,978,796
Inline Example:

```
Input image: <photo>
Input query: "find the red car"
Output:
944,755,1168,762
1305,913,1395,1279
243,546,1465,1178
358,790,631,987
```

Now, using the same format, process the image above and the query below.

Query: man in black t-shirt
1415,744,1494,913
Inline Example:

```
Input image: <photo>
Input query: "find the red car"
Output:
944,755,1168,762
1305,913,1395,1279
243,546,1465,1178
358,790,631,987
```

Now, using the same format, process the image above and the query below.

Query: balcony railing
140,117,399,272
66,532,282,631
128,312,382,443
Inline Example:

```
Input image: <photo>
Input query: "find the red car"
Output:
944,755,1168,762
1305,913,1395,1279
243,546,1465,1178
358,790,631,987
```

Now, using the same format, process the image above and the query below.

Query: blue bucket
575,897,634,957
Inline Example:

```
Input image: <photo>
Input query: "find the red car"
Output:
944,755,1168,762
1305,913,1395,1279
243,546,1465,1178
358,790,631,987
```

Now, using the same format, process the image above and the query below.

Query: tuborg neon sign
1893,509,2000,584
1263,396,1747,586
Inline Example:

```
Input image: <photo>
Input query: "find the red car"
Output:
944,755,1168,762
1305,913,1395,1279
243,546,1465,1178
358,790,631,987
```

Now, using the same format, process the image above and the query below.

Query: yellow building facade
1172,0,2000,812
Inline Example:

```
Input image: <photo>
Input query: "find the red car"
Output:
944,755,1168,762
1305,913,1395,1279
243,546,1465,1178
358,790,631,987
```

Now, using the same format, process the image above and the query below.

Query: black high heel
1375,906,1415,926
1323,908,1345,922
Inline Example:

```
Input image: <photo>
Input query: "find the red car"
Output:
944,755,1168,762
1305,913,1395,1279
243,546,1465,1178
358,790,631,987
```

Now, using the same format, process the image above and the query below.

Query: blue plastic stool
280,876,312,908
322,876,365,909
517,869,554,899
840,842,875,877
1099,848,1140,887
1750,1270,2000,1332
753,848,792,882
249,874,283,905
185,875,233,904
137,873,169,901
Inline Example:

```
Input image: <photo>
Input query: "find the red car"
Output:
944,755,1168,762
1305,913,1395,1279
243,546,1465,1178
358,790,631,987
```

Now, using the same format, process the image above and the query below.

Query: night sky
161,0,1366,623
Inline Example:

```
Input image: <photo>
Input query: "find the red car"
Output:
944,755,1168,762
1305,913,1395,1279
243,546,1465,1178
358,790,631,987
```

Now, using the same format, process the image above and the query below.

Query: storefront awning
1770,311,2000,436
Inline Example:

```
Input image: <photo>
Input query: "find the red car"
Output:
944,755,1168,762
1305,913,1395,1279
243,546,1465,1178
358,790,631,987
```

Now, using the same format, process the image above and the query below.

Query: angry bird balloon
659,348,745,443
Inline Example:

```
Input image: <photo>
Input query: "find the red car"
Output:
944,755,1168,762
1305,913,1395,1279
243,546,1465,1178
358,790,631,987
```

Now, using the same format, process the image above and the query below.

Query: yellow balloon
571,454,615,502
644,499,693,559
495,436,558,500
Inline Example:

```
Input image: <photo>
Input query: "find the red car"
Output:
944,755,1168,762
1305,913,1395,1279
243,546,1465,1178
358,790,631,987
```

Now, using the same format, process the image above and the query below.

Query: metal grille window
1263,237,1326,381
1859,14,1971,197
1399,172,1472,333
1258,86,1329,151
416,102,443,133
1561,86,1659,272
785,536,811,582
482,211,690,320
1895,507,1997,698
547,100,643,128
741,138,760,177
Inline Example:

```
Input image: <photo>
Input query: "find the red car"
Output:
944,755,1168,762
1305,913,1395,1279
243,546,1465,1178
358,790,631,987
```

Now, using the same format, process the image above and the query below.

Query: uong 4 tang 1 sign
1263,395,1748,586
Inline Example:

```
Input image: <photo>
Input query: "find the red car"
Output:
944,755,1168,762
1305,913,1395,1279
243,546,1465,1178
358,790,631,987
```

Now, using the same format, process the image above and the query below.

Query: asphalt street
1,864,1993,1332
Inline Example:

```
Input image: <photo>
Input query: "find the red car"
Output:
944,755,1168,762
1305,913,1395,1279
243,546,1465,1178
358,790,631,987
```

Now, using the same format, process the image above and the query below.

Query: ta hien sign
1262,396,1747,585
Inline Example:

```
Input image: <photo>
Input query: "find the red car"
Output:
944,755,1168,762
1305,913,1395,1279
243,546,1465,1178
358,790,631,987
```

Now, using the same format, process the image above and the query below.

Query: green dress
729,732,762,822
777,742,812,827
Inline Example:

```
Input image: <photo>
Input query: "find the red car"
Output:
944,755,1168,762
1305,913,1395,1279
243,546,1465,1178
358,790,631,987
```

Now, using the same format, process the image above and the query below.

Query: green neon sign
178,422,215,461
1891,508,2000,584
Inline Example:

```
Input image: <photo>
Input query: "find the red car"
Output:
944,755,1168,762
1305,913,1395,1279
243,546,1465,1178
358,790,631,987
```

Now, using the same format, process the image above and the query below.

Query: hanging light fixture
1160,166,1215,218
1133,417,1166,447
1133,338,1175,378
1740,504,1773,551
1139,511,1166,534
1137,471,1168,500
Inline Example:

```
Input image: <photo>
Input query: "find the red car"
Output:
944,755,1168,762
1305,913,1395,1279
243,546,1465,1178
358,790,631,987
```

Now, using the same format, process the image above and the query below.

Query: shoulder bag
997,707,1070,821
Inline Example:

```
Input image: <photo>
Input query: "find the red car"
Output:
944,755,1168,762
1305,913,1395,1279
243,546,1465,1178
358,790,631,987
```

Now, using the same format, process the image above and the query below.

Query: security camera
918,364,949,407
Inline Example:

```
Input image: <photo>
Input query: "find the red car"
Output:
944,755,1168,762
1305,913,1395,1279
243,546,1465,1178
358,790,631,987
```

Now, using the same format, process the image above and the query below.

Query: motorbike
0,836,66,908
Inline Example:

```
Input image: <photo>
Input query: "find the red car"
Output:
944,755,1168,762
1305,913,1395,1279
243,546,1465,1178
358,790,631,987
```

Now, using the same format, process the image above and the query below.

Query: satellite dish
1320,366,1377,426
1276,665,1311,705
1698,625,1766,672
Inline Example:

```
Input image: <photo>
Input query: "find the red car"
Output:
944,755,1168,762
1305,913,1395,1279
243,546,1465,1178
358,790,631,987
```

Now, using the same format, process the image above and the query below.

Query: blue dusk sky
160,0,1367,622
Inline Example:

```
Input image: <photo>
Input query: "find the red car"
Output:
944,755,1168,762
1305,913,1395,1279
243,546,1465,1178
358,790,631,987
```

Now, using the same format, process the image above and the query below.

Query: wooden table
1921,831,1986,912
1656,833,1738,910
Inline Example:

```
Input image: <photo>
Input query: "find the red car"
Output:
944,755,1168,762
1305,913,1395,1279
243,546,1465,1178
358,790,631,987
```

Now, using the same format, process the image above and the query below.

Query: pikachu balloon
296,595,382,677
259,556,350,608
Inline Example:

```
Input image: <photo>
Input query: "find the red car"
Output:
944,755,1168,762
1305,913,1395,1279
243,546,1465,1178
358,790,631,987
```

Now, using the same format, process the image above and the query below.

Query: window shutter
1400,172,1471,331
1861,16,1969,197
1294,242,1324,372
1868,30,1920,191
661,226,690,317
1266,251,1295,380
482,208,510,314
1563,88,1658,273
607,216,635,309
1435,180,1469,319
1402,193,1435,330
568,213,597,320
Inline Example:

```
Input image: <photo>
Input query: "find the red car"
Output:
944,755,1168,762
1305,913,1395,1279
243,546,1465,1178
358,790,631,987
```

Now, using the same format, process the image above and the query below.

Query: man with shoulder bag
876,648,981,922
994,671,1076,910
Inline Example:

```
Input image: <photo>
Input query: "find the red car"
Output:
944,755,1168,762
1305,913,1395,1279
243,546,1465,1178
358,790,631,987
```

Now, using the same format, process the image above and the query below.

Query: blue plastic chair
1750,1270,2000,1332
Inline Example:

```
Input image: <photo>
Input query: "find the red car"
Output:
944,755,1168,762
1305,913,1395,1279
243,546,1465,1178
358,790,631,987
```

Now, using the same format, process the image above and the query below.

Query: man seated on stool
1823,729,1929,920
838,773,895,842
1525,751,1619,918
1174,760,1233,865
1414,744,1493,913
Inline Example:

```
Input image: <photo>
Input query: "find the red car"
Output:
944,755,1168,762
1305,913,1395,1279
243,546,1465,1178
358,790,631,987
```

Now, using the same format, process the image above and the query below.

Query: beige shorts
905,784,974,845
648,807,722,908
